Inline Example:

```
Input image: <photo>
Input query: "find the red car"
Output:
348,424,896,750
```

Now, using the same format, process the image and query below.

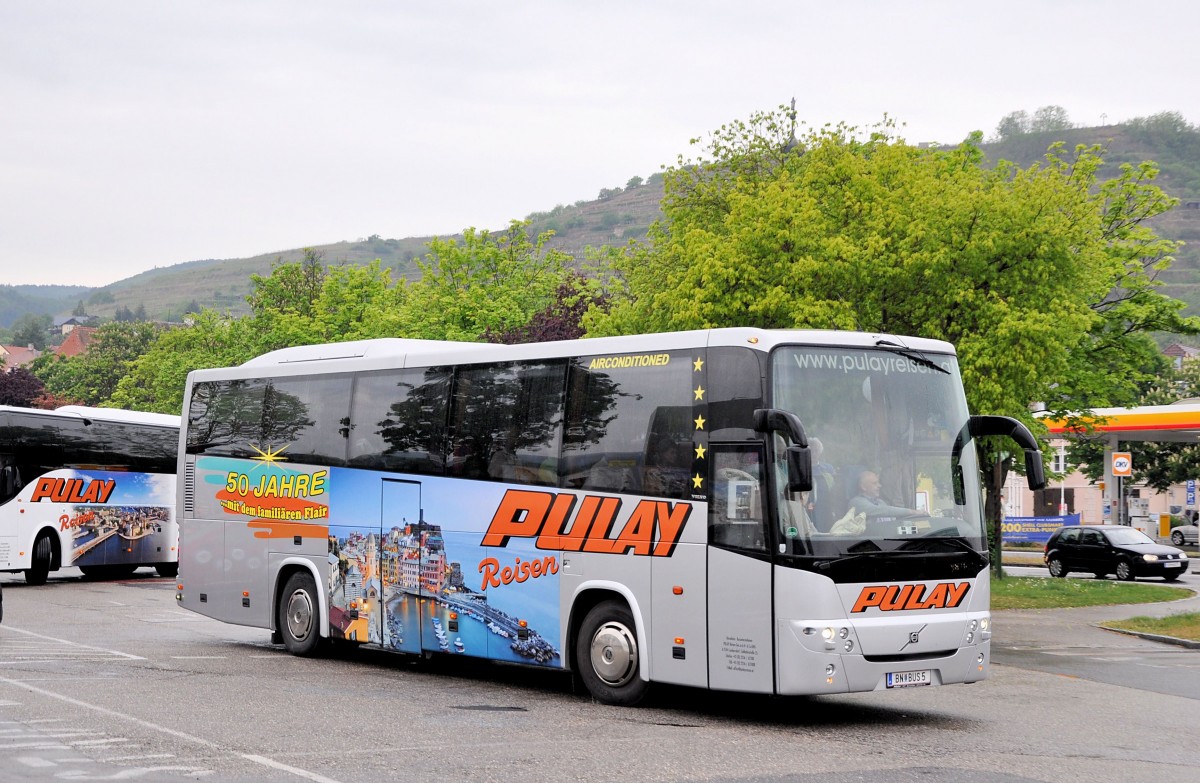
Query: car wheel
1163,572,1181,582
1115,559,1135,581
1172,530,1185,546
1047,556,1068,578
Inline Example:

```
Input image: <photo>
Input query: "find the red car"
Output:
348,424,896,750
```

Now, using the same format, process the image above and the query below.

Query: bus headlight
821,627,835,641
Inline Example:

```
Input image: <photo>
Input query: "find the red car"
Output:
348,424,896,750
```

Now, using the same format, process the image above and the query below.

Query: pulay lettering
850,582,970,613
30,477,116,504
481,489,691,557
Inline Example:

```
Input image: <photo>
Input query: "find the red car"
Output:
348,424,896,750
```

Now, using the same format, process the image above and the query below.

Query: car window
1081,530,1103,545
1104,527,1154,546
1059,528,1081,544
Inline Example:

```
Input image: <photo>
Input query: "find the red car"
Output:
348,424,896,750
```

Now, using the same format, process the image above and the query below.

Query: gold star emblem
694,443,706,460
694,385,705,401
694,414,706,430
693,357,704,372
692,473,704,489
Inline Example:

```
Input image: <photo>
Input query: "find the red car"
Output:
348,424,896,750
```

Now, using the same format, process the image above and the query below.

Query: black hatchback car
1044,524,1189,581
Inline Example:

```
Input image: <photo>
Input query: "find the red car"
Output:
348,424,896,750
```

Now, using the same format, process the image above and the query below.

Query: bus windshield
770,344,984,556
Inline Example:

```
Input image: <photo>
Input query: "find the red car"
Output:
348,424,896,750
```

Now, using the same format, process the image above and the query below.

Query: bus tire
279,571,323,656
575,600,648,707
156,563,179,578
25,533,53,586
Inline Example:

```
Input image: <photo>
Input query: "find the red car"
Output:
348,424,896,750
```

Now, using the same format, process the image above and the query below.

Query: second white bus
0,405,180,584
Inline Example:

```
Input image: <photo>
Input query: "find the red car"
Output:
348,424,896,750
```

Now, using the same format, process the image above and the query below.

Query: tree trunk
981,441,1012,579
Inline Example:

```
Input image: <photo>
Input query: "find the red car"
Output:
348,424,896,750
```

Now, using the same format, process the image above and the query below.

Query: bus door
381,479,423,655
706,443,774,693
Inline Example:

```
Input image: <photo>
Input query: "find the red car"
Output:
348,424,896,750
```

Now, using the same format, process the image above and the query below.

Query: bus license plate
886,670,931,688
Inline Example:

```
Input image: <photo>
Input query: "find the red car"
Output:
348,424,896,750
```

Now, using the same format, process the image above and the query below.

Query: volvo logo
900,624,927,651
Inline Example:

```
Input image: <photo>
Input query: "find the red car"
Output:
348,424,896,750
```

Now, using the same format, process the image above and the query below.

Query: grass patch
990,575,1192,610
1103,612,1200,642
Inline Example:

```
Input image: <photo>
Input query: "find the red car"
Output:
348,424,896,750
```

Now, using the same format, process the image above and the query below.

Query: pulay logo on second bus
30,477,116,504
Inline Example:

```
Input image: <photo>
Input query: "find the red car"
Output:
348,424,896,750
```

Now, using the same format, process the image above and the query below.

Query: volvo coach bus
175,328,1043,705
0,405,180,584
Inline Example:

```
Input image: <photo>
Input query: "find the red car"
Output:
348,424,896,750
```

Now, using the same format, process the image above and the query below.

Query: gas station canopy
1040,403,1200,444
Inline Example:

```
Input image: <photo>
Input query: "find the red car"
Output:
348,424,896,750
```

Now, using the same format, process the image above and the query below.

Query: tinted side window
260,375,352,467
707,346,763,441
187,379,268,456
446,360,566,486
349,367,450,476
187,374,352,467
562,350,694,497
82,421,177,473
1059,527,1081,544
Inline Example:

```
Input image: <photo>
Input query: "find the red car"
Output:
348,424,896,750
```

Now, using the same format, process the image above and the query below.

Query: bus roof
196,328,956,380
0,405,181,429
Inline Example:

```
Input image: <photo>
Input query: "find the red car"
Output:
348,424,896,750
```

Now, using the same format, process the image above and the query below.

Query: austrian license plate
1165,561,1182,568
886,669,931,688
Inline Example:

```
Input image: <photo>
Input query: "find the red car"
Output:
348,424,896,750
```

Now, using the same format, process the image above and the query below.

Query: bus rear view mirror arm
968,415,1047,491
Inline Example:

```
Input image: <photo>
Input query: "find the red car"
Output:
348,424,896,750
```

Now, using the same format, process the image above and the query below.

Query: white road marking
16,755,56,768
0,677,345,783
0,628,144,660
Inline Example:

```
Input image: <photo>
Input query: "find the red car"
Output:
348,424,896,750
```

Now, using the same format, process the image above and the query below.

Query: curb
1095,624,1200,650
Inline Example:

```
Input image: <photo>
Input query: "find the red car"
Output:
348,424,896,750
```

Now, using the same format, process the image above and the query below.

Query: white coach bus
174,328,1043,705
0,405,180,584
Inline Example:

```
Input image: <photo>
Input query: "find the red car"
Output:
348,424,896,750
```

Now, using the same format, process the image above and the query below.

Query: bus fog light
843,639,854,652
968,619,978,632
824,664,836,676
977,653,985,664
838,627,849,639
965,632,974,644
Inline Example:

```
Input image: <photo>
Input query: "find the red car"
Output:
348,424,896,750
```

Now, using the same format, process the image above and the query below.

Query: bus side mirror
786,445,812,494
967,415,1047,491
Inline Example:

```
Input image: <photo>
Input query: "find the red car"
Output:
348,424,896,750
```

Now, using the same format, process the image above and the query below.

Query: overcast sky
3,1,1197,288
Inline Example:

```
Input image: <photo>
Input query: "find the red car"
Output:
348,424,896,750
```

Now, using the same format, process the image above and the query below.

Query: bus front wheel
278,571,323,656
575,600,648,707
25,534,53,586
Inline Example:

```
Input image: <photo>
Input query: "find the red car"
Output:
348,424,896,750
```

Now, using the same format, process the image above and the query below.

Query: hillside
7,118,1200,327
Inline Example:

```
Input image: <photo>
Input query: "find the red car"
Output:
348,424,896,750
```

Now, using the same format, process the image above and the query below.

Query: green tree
247,248,326,319
1030,105,1073,133
393,221,573,341
11,313,51,350
993,110,1030,141
586,106,1197,572
110,311,269,414
33,321,163,406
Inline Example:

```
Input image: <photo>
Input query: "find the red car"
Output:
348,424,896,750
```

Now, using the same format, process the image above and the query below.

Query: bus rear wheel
25,533,53,586
575,600,648,706
156,563,178,578
278,571,323,656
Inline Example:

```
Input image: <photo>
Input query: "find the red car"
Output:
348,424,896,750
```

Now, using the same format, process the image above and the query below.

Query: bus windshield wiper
890,534,989,566
874,339,950,374
813,548,927,572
